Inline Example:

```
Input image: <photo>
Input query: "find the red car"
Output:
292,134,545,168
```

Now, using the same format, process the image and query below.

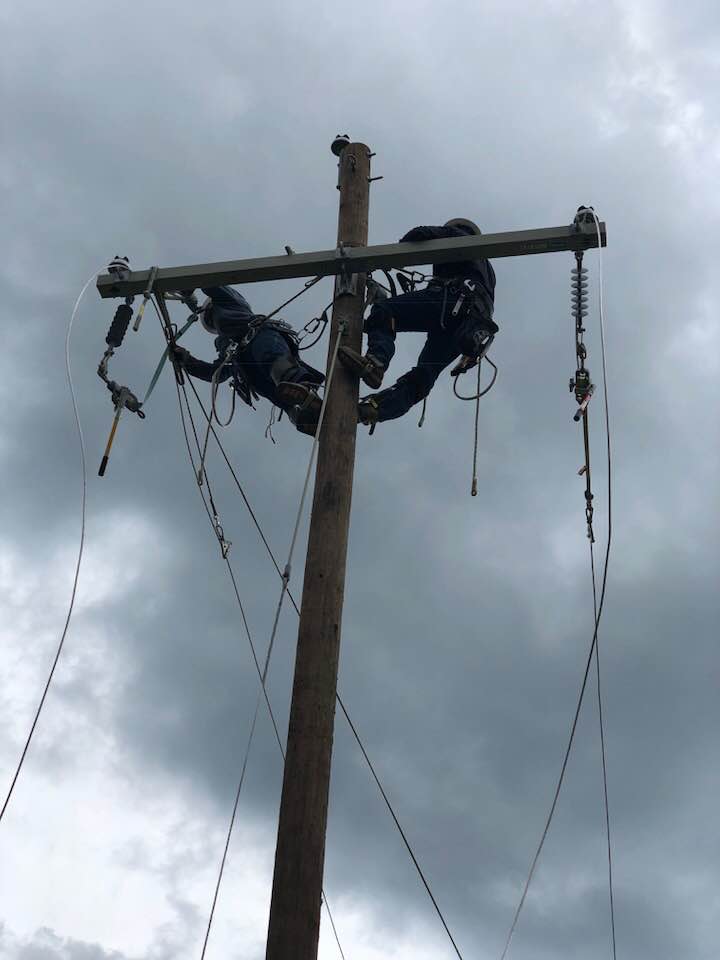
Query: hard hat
444,218,482,235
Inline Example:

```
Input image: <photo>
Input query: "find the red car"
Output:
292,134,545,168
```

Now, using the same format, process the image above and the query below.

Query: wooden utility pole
95,161,607,959
264,140,370,960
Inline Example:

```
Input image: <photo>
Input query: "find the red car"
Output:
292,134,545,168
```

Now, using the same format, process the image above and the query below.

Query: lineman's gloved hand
169,344,191,366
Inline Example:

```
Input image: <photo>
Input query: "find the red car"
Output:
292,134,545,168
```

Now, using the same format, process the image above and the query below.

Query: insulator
571,267,588,277
106,303,133,348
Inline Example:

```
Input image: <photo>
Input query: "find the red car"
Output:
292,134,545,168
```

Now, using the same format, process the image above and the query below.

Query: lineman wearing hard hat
339,219,498,429
170,285,325,435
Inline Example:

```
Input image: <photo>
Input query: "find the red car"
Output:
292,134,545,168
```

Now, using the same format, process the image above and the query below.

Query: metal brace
334,242,358,297
573,205,598,235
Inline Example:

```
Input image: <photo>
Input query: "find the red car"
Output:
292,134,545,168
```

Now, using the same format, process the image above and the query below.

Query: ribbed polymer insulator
571,264,589,322
106,303,133,347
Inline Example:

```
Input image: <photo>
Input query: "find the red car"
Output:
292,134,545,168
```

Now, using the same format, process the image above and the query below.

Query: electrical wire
588,209,617,960
0,269,100,824
161,278,466,956
154,298,347,960
499,216,614,959
591,546,617,960
173,320,464,960
337,698,465,960
183,377,466,960
179,378,464,956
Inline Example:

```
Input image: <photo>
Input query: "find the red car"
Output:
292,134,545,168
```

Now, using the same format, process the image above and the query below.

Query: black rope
591,545,618,960
452,357,498,401
157,289,466,960
337,697,466,960
263,275,323,322
500,232,615,959
499,543,612,960
158,299,346,960
180,346,466,960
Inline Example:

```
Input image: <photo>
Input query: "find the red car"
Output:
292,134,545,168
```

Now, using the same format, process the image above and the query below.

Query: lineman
171,285,325,434
339,218,498,428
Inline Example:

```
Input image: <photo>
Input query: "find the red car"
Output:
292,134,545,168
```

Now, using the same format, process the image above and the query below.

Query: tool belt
428,276,495,322
427,277,497,357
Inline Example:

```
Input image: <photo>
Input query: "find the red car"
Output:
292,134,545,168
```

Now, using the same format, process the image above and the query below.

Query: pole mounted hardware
96,256,148,477
334,241,359,297
331,133,350,156
567,206,602,541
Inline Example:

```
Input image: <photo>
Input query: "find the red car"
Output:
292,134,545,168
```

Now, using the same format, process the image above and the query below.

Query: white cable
262,321,347,674
500,215,613,958
175,379,347,960
0,268,99,823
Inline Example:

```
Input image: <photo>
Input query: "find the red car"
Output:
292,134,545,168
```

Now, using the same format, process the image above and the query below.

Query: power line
591,547,617,960
0,270,99,824
589,208,617,960
337,697,465,960
500,216,615,959
159,302,347,960
173,318,464,959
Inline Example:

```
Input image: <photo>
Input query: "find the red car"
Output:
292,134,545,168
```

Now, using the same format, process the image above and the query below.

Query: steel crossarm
96,221,607,299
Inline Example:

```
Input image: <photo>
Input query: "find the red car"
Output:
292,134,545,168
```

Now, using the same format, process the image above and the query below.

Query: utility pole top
96,221,607,299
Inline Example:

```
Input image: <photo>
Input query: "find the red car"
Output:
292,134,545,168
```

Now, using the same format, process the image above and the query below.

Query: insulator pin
106,304,133,348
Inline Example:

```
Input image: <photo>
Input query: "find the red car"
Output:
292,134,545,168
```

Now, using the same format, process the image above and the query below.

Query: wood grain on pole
265,142,370,960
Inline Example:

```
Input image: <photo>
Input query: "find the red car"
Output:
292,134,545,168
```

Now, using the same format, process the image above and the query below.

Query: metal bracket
334,243,358,297
573,205,599,235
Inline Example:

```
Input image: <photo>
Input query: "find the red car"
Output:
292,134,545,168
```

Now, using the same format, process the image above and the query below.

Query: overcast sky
1,1,718,959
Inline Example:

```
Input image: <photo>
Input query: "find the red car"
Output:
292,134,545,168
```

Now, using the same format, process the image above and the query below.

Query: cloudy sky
1,1,718,958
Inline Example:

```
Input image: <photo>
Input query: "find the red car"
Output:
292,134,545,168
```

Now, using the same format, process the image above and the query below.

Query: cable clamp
334,243,358,297
213,516,232,558
107,380,145,419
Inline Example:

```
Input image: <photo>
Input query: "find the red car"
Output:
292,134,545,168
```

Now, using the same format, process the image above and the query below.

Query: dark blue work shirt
400,225,496,303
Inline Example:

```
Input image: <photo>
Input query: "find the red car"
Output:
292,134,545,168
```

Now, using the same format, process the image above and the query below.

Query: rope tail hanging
451,350,498,496
471,360,482,496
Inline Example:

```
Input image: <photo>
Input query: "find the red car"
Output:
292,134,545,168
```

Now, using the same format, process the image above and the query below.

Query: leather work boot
357,397,380,435
338,346,385,389
276,381,322,436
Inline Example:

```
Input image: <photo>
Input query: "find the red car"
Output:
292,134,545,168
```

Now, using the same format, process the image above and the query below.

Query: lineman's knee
396,366,435,404
364,302,394,335
269,354,300,386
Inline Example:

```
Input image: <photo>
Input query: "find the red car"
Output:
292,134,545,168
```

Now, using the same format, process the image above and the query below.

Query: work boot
357,397,380,435
276,382,322,436
338,346,385,389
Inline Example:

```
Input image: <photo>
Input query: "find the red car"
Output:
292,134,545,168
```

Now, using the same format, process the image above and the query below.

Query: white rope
500,214,613,958
175,376,346,960
262,319,347,677
0,268,100,823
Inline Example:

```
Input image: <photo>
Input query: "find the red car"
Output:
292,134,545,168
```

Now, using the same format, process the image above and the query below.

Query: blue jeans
364,287,468,422
240,329,317,410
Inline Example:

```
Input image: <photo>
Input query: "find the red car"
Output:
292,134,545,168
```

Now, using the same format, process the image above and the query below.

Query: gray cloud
1,1,719,958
